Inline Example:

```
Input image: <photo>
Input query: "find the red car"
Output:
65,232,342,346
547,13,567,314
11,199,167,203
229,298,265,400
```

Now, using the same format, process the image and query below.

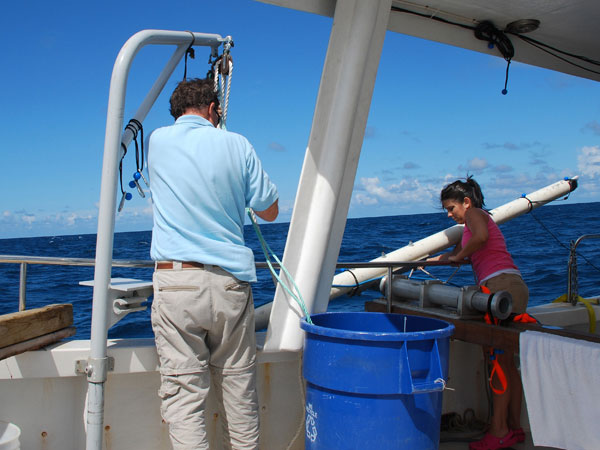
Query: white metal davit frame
87,30,230,450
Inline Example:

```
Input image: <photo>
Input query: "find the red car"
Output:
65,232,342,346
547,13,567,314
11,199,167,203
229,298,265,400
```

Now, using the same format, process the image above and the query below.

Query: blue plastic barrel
300,312,455,449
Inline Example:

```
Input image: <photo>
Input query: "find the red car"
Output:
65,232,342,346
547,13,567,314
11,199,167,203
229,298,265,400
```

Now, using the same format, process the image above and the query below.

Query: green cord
246,208,313,324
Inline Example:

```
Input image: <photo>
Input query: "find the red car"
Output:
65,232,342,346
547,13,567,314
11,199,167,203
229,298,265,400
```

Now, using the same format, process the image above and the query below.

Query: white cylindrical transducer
0,422,20,450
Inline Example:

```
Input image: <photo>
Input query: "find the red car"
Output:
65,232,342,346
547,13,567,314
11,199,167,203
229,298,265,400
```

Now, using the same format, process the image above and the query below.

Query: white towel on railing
520,330,600,450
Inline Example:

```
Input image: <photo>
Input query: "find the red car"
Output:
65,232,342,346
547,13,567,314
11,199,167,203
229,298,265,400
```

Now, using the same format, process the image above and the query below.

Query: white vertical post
264,0,392,352
86,30,225,450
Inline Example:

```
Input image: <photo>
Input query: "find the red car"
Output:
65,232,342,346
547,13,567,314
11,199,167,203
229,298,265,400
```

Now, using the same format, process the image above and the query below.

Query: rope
440,409,486,437
390,6,600,77
345,269,360,296
331,275,382,289
434,377,449,390
523,196,600,274
117,118,146,212
521,195,534,213
213,63,219,99
284,357,306,450
553,294,597,333
210,53,233,130
488,349,507,395
223,58,233,125
515,34,600,76
183,31,195,80
246,208,312,324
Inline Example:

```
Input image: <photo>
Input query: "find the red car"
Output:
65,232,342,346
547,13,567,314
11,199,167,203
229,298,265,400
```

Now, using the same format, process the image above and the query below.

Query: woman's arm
428,241,462,261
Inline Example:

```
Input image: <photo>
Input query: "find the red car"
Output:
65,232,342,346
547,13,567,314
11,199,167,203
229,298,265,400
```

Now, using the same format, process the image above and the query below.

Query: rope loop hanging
183,31,196,80
209,39,234,129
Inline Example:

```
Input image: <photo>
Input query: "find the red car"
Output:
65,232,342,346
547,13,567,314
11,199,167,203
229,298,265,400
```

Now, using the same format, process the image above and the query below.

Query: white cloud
353,177,437,206
354,192,378,206
458,157,489,174
1,208,108,238
21,214,36,225
468,157,488,171
578,146,600,178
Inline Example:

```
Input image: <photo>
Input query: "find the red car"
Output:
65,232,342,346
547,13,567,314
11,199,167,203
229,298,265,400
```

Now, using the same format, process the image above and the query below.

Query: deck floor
440,432,559,449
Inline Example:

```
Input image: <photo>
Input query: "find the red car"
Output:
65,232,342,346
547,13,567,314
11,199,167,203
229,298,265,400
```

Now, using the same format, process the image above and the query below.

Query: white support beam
264,0,392,352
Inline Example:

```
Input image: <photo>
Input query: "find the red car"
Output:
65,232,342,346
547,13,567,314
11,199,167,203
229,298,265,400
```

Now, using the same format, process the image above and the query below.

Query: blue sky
1,0,599,239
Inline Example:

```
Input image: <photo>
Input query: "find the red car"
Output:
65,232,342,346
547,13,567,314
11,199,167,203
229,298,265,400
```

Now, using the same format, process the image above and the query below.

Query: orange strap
513,313,537,323
481,284,507,394
484,312,499,325
489,350,507,395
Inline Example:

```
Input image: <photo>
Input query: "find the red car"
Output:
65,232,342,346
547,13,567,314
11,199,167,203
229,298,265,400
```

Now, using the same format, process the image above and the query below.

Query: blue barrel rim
300,311,454,341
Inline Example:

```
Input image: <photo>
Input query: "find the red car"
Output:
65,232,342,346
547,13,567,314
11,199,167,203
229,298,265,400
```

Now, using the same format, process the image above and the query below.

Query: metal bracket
457,285,481,318
418,280,443,309
75,356,115,382
80,278,153,328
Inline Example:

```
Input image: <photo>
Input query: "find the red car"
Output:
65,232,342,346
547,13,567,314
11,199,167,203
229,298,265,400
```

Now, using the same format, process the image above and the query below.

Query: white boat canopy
258,0,600,83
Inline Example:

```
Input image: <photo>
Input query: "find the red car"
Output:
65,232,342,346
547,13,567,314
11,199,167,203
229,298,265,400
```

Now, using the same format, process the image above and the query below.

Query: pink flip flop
512,427,525,443
469,430,518,450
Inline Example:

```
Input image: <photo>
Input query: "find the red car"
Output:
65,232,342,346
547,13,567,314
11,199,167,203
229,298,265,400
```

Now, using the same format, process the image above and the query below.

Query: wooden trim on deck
0,303,73,348
0,326,76,360
0,304,74,360
365,299,600,351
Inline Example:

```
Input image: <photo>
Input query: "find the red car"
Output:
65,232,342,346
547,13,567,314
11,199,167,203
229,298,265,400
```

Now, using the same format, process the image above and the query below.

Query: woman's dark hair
440,176,486,209
169,78,219,119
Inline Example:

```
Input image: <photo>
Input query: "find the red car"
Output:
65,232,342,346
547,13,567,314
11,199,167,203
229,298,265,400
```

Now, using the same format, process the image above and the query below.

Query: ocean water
1,201,599,340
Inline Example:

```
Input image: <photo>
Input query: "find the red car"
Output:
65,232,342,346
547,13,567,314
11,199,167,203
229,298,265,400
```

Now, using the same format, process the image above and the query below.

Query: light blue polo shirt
147,115,278,282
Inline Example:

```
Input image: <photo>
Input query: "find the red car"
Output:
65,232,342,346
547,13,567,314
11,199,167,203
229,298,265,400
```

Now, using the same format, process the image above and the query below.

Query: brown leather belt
156,261,205,270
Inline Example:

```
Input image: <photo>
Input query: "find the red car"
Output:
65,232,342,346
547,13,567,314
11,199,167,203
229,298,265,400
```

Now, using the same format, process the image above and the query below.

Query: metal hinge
75,357,115,382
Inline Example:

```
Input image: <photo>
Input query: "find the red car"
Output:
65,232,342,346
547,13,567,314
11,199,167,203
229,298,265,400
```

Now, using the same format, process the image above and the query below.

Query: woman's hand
448,254,468,264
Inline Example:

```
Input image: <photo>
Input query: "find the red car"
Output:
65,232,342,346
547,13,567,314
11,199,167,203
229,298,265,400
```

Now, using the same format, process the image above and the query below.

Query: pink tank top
462,213,519,283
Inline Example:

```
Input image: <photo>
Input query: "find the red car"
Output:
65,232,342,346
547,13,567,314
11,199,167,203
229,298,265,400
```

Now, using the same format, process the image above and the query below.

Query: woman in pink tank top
430,177,528,450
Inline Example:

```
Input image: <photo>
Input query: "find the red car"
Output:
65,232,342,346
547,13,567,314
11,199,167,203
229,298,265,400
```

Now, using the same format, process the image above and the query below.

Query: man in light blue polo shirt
148,78,278,450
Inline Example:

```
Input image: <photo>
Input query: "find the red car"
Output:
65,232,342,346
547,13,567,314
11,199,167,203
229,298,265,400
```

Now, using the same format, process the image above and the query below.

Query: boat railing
0,255,152,312
0,255,453,313
567,234,600,305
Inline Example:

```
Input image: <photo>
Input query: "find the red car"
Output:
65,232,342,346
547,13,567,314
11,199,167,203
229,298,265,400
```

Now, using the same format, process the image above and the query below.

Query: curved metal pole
567,234,600,305
86,29,226,450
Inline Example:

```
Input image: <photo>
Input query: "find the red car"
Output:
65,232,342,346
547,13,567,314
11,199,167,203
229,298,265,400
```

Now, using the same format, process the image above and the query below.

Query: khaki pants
151,264,259,450
481,272,529,314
